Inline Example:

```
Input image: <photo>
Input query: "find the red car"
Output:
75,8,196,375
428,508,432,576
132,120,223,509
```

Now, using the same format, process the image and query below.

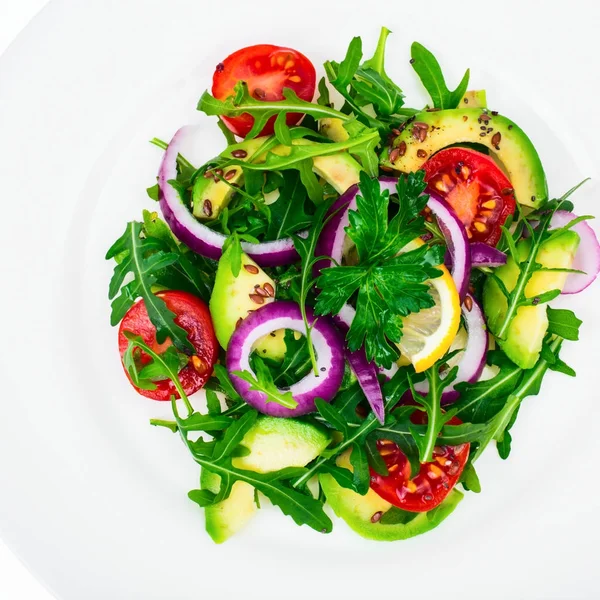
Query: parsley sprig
315,171,444,368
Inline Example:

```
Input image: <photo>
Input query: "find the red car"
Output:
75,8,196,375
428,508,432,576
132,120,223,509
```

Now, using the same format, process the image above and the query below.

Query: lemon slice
397,247,461,373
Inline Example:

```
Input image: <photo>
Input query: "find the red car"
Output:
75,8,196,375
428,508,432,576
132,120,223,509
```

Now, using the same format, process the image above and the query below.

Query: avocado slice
319,117,350,142
209,241,286,360
459,89,487,108
381,108,548,208
194,136,363,220
202,416,330,543
483,230,580,369
192,136,270,220
319,451,463,541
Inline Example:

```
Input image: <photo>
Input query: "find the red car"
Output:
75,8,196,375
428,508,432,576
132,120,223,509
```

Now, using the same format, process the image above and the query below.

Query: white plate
1,1,599,599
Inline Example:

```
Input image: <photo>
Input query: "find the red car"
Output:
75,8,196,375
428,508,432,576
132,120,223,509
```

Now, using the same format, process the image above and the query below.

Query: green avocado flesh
209,242,286,359
380,108,548,209
319,452,463,541
483,230,580,369
193,135,362,219
460,89,487,108
202,417,330,544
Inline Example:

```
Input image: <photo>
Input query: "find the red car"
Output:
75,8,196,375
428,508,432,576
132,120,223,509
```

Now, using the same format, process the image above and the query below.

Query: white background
0,2,52,599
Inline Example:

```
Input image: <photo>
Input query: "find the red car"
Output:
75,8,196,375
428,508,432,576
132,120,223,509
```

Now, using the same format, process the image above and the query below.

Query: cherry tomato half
212,44,316,138
369,413,470,512
422,147,516,245
118,291,218,401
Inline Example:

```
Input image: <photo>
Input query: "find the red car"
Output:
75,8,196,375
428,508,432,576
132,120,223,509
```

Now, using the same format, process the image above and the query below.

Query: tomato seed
191,355,207,375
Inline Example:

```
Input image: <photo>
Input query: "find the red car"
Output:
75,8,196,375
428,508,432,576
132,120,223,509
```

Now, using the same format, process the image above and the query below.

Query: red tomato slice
369,413,470,512
212,44,316,138
118,291,218,401
422,147,516,245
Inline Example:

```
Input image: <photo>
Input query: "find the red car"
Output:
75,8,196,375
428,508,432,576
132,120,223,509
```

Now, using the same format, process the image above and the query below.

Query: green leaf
211,364,243,403
292,197,339,376
122,342,157,391
146,183,159,201
349,443,370,495
460,461,481,493
379,507,419,525
106,221,193,352
547,307,582,341
331,36,363,88
410,42,470,109
205,389,222,415
232,357,298,409
316,77,331,107
188,489,217,508
272,329,312,388
408,365,458,464
198,82,349,145
365,436,388,476
266,171,312,240
138,346,189,381
315,172,442,368
222,232,243,277
297,158,324,204
212,410,258,461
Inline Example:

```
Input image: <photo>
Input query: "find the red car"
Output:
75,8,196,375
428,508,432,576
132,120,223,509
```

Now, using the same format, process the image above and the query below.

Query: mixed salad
106,28,600,543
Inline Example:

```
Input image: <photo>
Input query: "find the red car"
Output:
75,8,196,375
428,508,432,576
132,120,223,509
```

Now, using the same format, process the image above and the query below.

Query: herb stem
149,418,178,432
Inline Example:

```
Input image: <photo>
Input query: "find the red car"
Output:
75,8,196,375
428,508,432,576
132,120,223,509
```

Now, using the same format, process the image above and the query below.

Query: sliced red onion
471,242,508,267
446,242,507,269
334,304,385,424
413,294,488,404
550,210,600,294
158,126,299,267
427,192,471,301
226,301,344,417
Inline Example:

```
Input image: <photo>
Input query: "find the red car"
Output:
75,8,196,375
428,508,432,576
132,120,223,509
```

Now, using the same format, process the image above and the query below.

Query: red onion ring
426,192,471,301
158,126,299,267
226,301,344,417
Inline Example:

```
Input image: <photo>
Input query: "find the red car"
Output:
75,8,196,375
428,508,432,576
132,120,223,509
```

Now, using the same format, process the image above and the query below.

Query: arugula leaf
295,368,413,491
266,171,313,240
106,222,193,352
315,172,443,368
408,365,459,464
292,197,339,375
138,346,189,381
211,410,258,462
324,28,412,132
272,330,312,388
379,506,419,525
547,307,582,341
233,357,298,410
198,82,349,144
122,342,157,391
460,460,481,493
410,42,470,110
